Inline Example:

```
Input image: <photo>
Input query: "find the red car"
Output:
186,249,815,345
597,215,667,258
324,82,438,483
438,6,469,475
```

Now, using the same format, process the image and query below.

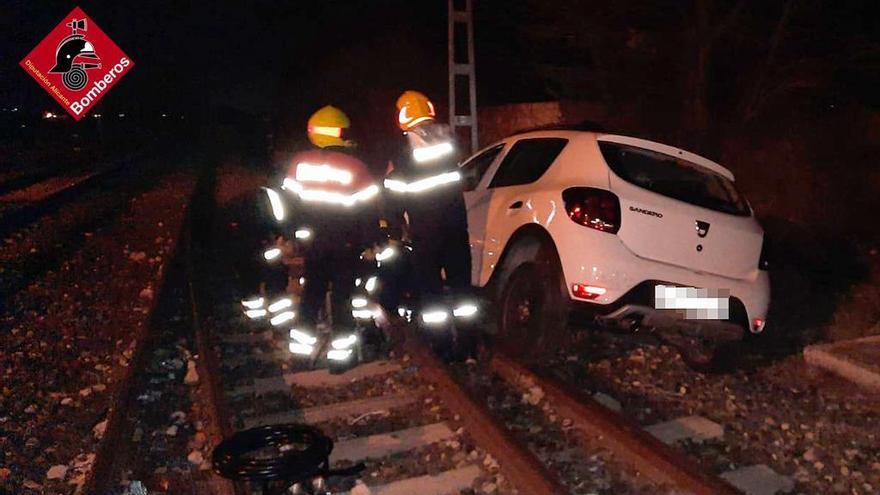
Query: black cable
212,424,337,483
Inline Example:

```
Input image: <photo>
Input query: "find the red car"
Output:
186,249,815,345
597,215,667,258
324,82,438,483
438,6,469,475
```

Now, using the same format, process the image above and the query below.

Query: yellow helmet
396,90,436,131
307,105,352,148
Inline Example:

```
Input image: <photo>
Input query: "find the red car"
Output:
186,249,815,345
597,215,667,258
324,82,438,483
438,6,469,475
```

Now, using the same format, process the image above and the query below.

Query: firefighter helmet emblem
48,18,101,91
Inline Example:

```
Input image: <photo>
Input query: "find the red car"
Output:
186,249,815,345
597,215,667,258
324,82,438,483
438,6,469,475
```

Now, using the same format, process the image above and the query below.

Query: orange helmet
396,90,436,131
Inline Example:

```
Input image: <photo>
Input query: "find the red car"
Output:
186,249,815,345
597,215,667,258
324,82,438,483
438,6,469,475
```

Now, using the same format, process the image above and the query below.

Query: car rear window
489,138,567,188
599,141,750,216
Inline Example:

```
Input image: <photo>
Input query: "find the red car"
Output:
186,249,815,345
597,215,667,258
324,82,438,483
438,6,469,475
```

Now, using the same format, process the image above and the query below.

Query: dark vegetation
476,0,880,348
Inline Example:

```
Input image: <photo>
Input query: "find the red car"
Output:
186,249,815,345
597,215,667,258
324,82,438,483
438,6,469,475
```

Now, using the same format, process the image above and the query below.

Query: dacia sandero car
460,127,770,367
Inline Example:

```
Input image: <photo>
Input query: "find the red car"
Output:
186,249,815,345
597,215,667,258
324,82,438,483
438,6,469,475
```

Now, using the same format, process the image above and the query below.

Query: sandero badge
20,7,133,120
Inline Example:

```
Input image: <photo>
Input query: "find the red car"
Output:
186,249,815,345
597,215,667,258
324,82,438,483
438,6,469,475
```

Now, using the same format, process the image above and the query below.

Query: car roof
499,129,736,181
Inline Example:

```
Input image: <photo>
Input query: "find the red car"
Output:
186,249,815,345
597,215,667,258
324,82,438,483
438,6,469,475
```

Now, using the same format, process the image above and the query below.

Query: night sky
4,1,879,135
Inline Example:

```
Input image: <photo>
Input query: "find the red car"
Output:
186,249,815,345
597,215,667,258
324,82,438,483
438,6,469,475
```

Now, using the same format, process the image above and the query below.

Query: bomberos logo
20,7,134,121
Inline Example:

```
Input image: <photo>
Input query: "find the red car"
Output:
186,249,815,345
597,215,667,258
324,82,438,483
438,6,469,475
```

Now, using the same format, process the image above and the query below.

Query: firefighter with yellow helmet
281,105,381,366
384,91,478,358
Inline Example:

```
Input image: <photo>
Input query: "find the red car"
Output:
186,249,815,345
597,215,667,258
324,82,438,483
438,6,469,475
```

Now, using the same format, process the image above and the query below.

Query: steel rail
401,329,568,495
491,352,742,495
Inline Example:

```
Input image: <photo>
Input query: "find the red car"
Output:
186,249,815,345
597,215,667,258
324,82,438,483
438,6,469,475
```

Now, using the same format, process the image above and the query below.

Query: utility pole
448,0,478,153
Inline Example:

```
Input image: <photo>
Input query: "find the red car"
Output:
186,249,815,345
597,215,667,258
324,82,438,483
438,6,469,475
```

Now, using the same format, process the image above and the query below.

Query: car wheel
497,247,569,359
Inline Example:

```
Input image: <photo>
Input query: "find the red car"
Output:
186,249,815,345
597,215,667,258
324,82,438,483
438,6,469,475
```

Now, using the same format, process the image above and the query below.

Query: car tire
497,245,569,359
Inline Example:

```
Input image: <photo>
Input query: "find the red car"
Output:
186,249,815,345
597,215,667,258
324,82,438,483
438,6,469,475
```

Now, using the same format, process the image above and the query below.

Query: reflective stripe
383,171,461,194
375,246,396,262
270,311,296,326
364,276,378,293
308,126,342,138
241,297,264,309
263,248,281,261
453,303,478,318
412,141,454,163
331,334,357,350
267,297,292,313
282,178,378,207
295,162,353,185
263,187,285,221
290,328,317,345
421,309,449,325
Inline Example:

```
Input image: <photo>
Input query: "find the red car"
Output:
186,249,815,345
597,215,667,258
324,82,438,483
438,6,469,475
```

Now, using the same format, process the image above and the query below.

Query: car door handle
508,201,523,210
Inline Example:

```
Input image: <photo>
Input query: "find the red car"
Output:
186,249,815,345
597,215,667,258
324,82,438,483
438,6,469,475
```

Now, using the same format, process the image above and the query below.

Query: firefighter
239,181,295,323
384,91,478,357
282,105,380,364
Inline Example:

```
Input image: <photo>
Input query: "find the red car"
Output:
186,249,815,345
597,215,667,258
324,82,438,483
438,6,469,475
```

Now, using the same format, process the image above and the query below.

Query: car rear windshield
599,141,751,216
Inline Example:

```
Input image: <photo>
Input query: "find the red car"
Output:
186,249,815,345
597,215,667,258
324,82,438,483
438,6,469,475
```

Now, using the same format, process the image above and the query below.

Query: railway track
0,157,132,239
174,171,746,495
524,330,880,495
71,164,784,495
0,152,172,309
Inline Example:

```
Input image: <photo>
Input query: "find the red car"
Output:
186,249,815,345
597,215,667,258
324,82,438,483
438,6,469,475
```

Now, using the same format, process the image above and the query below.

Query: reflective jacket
384,123,461,193
281,148,380,247
384,122,466,233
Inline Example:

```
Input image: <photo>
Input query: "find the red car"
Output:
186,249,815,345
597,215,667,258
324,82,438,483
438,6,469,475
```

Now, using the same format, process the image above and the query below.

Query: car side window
488,138,568,189
460,144,505,192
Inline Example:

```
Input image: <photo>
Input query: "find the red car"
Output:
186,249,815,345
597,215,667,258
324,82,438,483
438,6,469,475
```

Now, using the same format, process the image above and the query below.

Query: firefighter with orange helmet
283,105,380,364
384,91,477,357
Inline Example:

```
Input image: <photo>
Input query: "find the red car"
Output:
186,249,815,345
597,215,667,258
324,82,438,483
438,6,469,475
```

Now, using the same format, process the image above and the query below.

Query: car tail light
562,187,620,234
752,318,766,333
572,283,606,300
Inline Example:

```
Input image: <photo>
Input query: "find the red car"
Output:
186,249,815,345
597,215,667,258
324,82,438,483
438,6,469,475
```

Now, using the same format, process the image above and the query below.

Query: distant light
92,113,102,119
365,276,377,293
118,113,125,118
161,113,168,118
294,229,312,240
12,107,18,112
43,111,57,120
299,277,306,286
351,297,368,309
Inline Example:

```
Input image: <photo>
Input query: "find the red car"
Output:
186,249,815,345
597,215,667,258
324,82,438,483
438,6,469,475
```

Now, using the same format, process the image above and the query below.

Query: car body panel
461,130,771,330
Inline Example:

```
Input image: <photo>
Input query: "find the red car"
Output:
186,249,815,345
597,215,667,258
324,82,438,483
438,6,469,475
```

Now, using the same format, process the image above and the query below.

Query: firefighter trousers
300,243,359,331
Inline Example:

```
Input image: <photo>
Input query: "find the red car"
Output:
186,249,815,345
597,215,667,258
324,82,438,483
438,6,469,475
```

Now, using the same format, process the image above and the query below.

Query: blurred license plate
653,285,729,320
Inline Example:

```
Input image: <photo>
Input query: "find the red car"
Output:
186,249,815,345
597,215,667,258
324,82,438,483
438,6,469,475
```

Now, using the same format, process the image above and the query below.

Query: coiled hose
212,424,363,484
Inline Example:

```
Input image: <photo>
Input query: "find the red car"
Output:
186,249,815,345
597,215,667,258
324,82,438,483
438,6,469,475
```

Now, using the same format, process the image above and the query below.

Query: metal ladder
448,0,478,154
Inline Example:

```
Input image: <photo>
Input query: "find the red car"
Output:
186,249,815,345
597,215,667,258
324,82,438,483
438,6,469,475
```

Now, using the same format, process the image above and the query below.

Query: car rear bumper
554,225,770,334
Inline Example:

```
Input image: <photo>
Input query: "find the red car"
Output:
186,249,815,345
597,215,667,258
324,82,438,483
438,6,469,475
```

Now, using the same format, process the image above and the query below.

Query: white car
460,128,770,364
